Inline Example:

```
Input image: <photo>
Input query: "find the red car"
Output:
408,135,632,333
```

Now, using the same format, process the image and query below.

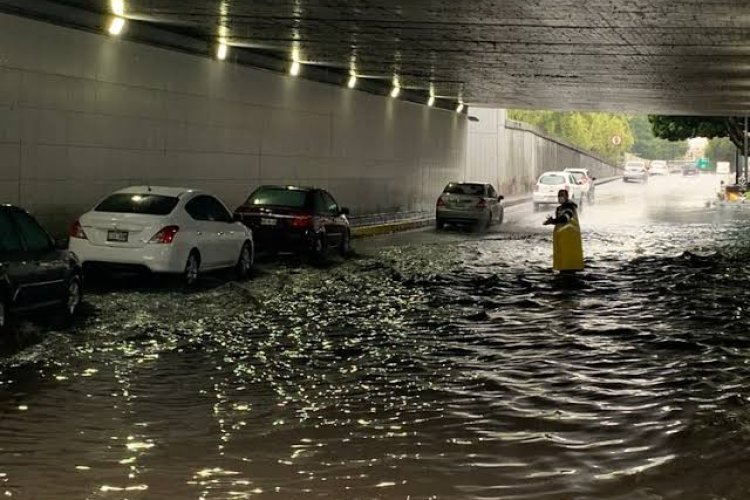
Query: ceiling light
390,86,400,98
347,75,357,89
108,16,126,36
290,61,301,76
428,95,436,107
217,43,228,60
110,0,125,16
456,102,465,113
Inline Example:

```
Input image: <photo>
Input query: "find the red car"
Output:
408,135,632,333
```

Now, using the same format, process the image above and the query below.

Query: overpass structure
2,0,745,114
0,1,747,231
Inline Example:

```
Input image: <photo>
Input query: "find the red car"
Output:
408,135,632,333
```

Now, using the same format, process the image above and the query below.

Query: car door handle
217,232,225,236
197,231,203,236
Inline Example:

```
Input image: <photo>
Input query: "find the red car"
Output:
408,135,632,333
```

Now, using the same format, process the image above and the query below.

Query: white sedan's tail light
69,220,88,240
149,226,180,244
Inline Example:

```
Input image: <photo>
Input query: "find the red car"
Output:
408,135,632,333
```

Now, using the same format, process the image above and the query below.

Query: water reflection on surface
2,176,750,499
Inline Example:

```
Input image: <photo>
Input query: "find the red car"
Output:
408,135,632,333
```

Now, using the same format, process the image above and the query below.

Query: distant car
623,161,649,183
564,168,597,203
233,185,351,260
682,164,699,176
435,182,504,230
533,171,585,212
0,205,82,334
69,186,254,286
650,161,669,176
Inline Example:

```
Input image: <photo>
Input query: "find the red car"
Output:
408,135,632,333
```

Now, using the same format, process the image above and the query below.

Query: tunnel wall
0,14,466,234
466,108,621,196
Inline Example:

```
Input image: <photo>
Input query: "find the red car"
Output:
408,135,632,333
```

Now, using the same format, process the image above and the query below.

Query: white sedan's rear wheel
184,251,200,286
236,242,254,280
0,295,8,335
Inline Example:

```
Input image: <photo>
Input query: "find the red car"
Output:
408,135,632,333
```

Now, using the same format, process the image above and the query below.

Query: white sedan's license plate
260,218,277,226
107,230,128,242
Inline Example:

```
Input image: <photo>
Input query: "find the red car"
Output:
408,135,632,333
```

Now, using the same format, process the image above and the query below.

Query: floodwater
2,175,750,499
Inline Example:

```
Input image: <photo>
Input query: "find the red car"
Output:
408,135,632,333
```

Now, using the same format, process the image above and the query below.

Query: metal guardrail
349,211,431,228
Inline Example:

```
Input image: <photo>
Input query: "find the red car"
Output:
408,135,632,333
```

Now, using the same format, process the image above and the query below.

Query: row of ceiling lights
105,1,465,112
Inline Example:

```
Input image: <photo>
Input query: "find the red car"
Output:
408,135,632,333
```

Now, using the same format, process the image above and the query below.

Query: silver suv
436,182,504,230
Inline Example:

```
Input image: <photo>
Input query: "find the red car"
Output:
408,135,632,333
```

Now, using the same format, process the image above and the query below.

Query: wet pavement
3,174,750,499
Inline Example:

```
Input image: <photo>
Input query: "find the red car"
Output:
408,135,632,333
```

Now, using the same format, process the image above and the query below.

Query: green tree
560,112,593,150
705,137,737,169
629,115,688,160
649,116,746,150
507,110,632,163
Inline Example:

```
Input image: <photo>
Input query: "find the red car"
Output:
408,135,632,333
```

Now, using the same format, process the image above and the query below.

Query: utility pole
737,146,741,184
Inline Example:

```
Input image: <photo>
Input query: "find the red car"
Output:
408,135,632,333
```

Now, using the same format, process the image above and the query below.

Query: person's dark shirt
552,200,578,225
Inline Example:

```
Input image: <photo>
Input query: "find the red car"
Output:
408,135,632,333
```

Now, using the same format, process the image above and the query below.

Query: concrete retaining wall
467,108,621,196
0,14,467,235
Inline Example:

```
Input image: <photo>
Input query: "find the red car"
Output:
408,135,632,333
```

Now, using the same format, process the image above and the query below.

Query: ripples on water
2,201,750,499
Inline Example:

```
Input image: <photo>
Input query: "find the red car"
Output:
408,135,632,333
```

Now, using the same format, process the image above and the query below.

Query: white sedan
69,186,254,285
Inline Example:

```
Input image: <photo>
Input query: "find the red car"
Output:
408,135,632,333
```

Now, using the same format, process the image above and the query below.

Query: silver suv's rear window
95,194,179,215
443,183,485,196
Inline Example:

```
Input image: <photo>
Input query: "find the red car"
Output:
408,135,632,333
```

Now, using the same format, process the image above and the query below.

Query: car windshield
626,163,645,170
539,175,566,185
95,194,179,215
246,187,309,208
443,183,485,196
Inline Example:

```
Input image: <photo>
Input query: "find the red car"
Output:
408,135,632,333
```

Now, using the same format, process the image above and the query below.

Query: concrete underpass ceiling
4,0,750,115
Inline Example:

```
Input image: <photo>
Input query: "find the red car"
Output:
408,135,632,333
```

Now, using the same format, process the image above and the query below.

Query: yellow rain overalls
552,203,584,272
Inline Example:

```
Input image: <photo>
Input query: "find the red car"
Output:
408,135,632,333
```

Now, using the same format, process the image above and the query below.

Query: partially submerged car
436,182,505,230
1,205,82,333
69,186,254,285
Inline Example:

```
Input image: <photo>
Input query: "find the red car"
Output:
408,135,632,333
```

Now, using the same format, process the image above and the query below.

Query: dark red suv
233,186,351,259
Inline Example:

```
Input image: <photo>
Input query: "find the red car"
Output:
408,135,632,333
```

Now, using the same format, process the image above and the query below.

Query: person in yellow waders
543,189,584,272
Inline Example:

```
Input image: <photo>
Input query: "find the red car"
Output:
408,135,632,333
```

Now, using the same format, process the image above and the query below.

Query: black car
233,186,351,259
0,205,82,334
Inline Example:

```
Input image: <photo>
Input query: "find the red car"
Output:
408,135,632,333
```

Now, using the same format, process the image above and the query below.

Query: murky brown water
2,176,750,499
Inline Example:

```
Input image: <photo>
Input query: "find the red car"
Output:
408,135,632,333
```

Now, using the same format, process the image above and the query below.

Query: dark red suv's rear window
245,188,309,208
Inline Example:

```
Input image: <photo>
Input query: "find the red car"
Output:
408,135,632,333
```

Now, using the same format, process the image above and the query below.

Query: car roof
539,171,571,177
114,186,197,197
564,168,588,173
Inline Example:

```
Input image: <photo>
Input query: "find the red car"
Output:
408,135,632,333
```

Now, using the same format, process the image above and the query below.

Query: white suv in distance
649,160,669,176
623,161,649,183
533,171,585,212
564,168,596,204
69,186,254,285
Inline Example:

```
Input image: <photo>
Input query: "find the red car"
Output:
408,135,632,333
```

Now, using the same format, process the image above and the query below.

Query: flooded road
3,175,750,499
